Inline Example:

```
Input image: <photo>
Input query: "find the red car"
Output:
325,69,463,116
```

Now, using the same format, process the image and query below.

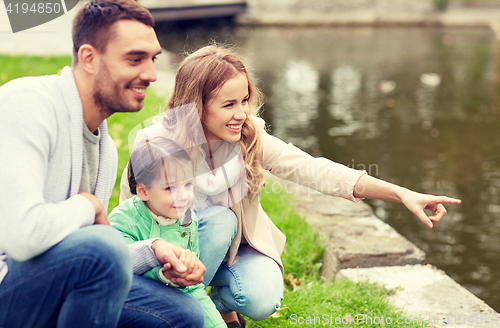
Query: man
0,1,205,327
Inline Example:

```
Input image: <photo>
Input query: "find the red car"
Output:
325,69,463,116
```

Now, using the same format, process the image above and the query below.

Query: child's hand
152,240,206,286
165,248,195,277
176,249,207,285
177,248,197,275
162,249,206,286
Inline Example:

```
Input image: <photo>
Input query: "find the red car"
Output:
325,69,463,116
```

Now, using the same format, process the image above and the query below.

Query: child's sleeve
109,211,139,245
143,266,184,287
142,266,166,284
190,212,200,257
195,144,244,196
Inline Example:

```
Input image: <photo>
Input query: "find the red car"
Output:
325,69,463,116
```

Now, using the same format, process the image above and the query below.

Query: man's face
93,19,162,115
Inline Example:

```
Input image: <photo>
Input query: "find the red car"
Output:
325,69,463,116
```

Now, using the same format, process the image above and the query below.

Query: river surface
156,24,500,311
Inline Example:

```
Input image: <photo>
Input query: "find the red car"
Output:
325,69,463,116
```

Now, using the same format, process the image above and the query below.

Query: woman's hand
353,174,461,228
399,190,461,229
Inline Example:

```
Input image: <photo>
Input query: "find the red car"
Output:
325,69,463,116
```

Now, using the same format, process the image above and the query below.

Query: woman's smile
204,73,249,142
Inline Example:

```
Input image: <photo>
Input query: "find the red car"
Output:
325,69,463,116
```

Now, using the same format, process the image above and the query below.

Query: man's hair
72,0,154,66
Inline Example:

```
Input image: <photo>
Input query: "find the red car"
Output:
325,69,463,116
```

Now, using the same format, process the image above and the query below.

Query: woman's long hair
162,44,265,201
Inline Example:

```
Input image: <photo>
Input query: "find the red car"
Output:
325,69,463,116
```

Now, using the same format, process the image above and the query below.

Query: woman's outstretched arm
353,174,461,229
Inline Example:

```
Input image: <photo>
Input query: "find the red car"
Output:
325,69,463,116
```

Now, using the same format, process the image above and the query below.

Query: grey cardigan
0,67,117,283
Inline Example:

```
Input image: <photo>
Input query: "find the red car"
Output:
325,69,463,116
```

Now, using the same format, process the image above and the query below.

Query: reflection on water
272,59,319,151
157,25,500,311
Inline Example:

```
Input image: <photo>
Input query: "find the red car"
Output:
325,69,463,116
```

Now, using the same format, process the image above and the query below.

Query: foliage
106,91,167,211
260,183,324,279
0,55,72,86
433,0,449,10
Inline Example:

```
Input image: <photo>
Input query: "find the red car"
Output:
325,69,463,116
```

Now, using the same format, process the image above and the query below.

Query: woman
120,44,461,326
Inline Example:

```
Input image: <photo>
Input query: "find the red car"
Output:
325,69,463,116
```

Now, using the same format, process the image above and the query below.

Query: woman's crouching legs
210,245,284,321
197,206,238,287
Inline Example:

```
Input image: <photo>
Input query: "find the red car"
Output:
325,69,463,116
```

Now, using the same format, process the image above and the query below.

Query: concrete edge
236,11,500,28
338,265,498,328
271,177,499,327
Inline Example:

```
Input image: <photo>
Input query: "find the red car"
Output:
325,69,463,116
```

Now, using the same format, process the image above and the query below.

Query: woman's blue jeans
197,206,284,321
197,206,238,287
0,225,205,328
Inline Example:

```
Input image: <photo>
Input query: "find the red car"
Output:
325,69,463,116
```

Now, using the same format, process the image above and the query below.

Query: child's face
139,159,194,220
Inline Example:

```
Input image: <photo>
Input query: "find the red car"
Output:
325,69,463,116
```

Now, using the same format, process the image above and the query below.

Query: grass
106,91,167,211
1,55,427,328
0,55,72,85
249,186,426,328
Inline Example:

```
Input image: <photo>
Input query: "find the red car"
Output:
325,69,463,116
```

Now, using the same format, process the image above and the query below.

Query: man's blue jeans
0,225,205,328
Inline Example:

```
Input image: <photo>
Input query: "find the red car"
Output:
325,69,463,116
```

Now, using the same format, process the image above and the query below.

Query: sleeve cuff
348,170,368,203
158,267,181,288
129,238,161,275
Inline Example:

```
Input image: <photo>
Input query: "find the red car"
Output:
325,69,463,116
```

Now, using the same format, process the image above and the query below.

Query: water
156,24,500,311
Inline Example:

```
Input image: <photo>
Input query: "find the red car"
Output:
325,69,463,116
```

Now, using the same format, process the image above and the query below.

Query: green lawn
1,55,427,327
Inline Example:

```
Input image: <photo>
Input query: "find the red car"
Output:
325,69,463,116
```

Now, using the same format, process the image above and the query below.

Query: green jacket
109,196,226,328
109,195,198,285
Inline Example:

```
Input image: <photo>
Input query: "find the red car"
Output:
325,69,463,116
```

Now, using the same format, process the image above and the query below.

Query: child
109,136,227,328
119,105,246,212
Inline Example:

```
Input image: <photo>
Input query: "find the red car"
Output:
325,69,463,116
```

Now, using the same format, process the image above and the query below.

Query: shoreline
2,1,500,56
273,178,498,327
237,0,500,30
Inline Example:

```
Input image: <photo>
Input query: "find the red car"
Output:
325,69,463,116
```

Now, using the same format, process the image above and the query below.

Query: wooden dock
138,0,247,22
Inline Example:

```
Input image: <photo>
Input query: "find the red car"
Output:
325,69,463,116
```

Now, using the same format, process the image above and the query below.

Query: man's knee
63,225,132,288
70,225,129,260
123,278,206,328
183,299,205,327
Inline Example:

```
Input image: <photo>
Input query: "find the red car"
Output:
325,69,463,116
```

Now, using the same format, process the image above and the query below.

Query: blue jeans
0,225,205,328
210,245,284,321
196,206,283,320
120,276,205,328
197,206,238,287
197,206,283,321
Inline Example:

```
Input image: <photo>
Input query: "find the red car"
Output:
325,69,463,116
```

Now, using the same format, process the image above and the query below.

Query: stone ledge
339,265,498,328
274,177,499,325
237,8,500,27
266,178,426,279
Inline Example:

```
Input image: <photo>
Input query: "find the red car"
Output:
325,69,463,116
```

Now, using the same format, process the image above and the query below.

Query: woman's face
203,73,250,142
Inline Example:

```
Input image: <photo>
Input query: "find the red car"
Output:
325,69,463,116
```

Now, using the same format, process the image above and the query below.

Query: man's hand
79,192,110,225
151,239,206,286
